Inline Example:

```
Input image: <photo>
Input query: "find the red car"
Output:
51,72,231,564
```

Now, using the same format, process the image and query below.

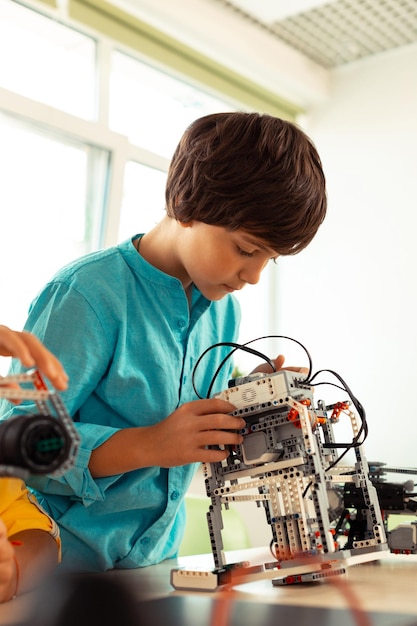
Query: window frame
2,0,299,250
1,0,297,366
69,0,299,121
0,83,129,247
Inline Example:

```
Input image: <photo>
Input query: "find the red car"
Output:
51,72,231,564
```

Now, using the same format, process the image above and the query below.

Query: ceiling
214,0,417,69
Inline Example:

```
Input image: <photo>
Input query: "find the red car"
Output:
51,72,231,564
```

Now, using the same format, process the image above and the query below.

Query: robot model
171,340,391,591
0,369,79,478
353,462,417,556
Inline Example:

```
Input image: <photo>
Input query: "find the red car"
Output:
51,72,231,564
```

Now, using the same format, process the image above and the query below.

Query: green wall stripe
68,0,300,120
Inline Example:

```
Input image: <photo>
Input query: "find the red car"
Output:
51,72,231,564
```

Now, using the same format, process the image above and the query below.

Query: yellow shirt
0,477,60,551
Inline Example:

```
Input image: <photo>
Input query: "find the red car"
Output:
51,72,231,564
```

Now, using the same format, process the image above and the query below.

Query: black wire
191,341,276,399
308,369,368,451
334,509,350,538
302,481,313,498
192,335,313,399
191,335,367,479
269,538,277,560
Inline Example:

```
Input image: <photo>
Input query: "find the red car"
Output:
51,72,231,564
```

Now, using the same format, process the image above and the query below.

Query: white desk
1,548,417,625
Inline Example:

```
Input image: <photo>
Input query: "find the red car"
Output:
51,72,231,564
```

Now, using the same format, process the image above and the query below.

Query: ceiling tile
215,0,417,68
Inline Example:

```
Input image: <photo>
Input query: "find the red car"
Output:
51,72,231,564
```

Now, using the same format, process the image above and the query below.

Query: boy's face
179,221,278,301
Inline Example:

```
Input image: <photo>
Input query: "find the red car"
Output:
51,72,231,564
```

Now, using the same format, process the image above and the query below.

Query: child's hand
251,353,308,376
0,325,68,391
89,399,244,476
148,398,244,467
0,519,15,603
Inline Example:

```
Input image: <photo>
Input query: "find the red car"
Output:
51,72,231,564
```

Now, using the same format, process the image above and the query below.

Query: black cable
192,341,276,399
269,538,277,560
192,335,313,399
298,368,369,494
191,335,367,478
308,369,368,450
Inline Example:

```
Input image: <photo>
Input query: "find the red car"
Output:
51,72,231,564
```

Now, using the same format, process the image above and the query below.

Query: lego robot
352,462,417,556
171,355,390,591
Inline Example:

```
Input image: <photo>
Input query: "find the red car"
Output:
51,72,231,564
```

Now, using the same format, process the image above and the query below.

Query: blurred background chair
179,495,252,556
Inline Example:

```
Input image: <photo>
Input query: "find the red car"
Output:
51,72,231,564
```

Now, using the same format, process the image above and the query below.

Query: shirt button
178,319,186,328
171,490,180,500
140,536,151,545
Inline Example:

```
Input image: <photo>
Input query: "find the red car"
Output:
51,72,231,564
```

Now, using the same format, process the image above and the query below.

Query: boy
0,325,67,601
0,112,327,572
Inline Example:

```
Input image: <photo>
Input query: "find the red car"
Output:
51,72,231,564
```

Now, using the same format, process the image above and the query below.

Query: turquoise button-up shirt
0,236,240,571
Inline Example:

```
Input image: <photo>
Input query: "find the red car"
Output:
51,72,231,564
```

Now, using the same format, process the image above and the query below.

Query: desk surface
1,548,417,625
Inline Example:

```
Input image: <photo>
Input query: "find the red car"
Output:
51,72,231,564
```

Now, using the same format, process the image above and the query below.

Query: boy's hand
90,400,244,476
251,353,308,376
0,519,15,603
150,398,244,466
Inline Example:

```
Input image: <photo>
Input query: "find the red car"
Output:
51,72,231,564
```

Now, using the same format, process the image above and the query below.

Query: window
118,162,167,241
0,111,109,339
110,50,234,159
110,50,235,242
0,0,96,119
0,0,288,374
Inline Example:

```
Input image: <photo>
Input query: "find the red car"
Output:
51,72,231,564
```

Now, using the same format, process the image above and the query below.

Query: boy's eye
237,246,254,257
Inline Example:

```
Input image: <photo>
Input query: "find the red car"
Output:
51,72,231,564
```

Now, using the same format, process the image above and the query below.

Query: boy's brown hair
165,112,327,255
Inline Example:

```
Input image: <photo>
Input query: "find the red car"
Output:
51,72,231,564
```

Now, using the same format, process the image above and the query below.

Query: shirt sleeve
28,423,123,506
0,280,123,505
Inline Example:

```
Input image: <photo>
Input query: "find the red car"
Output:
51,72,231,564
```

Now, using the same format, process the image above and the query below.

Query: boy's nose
239,259,268,285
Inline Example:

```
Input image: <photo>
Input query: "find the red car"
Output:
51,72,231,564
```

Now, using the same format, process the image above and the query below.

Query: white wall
277,42,417,470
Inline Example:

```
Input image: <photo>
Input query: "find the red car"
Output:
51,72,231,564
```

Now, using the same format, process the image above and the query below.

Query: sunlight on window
0,1,271,378
0,113,107,373
110,51,235,158
0,0,96,119
118,162,167,241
